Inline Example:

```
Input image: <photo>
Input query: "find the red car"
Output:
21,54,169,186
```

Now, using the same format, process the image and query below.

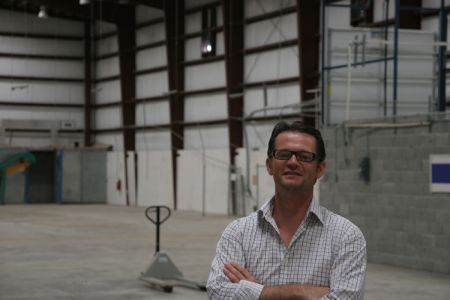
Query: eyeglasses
272,149,318,162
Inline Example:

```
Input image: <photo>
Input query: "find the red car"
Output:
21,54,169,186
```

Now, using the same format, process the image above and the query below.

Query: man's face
266,131,326,192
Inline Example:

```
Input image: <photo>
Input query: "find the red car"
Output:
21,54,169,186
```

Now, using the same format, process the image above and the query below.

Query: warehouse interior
0,0,449,299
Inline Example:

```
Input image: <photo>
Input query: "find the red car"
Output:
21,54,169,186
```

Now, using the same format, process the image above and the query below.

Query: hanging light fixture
80,0,90,5
38,6,48,18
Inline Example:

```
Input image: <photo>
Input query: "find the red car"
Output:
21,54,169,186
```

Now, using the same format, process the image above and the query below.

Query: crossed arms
224,262,330,300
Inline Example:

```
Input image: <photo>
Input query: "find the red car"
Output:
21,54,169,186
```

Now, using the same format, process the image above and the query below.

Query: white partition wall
177,149,230,214
136,151,174,208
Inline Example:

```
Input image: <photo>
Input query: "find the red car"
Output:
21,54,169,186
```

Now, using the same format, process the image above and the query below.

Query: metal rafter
165,0,185,209
297,0,320,127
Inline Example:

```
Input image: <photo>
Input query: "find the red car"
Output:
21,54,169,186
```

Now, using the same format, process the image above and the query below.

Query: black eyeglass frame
271,149,320,162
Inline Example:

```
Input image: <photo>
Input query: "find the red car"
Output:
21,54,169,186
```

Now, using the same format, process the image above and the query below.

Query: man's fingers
229,262,257,282
224,263,242,283
224,262,258,283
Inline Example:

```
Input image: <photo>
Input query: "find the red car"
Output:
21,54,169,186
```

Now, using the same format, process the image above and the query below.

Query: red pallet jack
139,205,207,293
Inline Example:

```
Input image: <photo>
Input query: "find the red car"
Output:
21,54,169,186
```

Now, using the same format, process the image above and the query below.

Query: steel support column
297,0,320,127
117,7,136,152
84,21,92,146
117,7,136,207
222,0,244,164
222,0,243,216
399,0,422,29
165,0,185,209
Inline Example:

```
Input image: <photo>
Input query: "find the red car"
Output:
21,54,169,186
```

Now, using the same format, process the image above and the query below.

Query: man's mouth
283,171,302,176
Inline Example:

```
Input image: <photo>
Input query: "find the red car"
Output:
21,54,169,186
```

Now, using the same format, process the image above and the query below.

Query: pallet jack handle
145,205,171,255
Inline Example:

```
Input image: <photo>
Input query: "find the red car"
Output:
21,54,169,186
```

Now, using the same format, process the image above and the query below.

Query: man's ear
316,160,327,179
266,158,273,176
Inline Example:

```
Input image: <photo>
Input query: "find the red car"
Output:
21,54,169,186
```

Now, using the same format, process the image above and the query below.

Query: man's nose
286,153,299,165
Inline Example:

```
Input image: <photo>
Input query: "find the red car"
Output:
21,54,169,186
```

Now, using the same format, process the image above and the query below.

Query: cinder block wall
320,116,450,274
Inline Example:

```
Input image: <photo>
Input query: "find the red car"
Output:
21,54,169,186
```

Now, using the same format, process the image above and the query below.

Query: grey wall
320,115,450,274
61,149,106,204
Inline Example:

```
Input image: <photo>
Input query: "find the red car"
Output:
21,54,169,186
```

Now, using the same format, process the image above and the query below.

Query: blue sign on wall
430,155,450,192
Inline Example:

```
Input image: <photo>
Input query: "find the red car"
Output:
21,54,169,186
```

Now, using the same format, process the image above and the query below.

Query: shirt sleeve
321,224,367,300
207,220,264,300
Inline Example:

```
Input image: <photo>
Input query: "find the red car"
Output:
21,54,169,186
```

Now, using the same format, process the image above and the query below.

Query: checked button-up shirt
207,197,367,300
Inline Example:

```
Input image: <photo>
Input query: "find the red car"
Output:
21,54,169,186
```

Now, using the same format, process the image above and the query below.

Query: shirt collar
258,196,325,225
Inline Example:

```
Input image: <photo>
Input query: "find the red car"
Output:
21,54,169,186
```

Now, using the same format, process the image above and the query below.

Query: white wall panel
185,12,201,34
0,107,83,126
185,61,225,90
136,130,171,151
244,121,281,150
136,22,165,45
94,80,121,103
325,2,351,29
0,58,82,78
106,151,127,205
184,125,229,149
136,46,167,70
244,83,300,116
136,71,168,98
96,35,118,56
0,36,82,56
329,55,434,79
185,37,202,61
136,100,170,126
245,0,295,18
5,133,82,149
373,0,395,23
94,108,121,130
136,5,164,22
184,93,227,122
235,148,274,213
244,47,298,83
95,21,116,35
95,133,124,150
95,107,122,129
96,57,119,78
0,81,83,104
136,150,173,207
177,149,229,214
0,9,83,35
245,13,297,48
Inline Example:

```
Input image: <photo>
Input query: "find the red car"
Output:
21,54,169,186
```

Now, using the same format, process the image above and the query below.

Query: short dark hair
267,121,326,161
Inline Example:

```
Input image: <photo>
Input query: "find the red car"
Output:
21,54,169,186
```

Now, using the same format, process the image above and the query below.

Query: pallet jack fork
139,205,207,293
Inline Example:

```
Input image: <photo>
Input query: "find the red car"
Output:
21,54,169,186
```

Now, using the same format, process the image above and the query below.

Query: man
207,121,366,299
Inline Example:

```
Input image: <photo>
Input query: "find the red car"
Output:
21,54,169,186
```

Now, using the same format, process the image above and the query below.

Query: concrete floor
0,204,449,300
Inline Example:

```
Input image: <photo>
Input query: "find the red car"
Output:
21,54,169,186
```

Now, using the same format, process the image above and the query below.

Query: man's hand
223,262,330,300
223,262,258,283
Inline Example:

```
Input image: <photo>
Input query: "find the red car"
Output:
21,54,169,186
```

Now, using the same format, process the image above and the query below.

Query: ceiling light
80,0,90,5
38,6,48,19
